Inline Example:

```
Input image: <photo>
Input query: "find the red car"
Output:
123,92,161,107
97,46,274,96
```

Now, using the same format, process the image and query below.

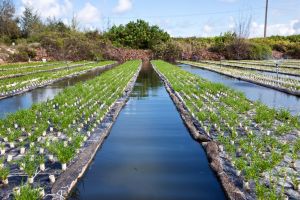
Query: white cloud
251,19,300,37
113,0,133,14
293,21,300,33
77,2,101,24
20,0,72,19
203,25,213,33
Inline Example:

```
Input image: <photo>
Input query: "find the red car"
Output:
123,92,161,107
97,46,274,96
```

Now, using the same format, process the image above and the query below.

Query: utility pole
264,0,269,37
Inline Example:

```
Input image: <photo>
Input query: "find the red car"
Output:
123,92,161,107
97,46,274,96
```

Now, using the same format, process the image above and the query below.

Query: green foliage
105,19,170,49
208,32,236,53
10,45,36,62
0,0,20,41
275,124,293,135
175,34,300,60
20,7,42,38
254,103,275,126
13,184,42,200
0,166,10,180
152,40,183,61
19,152,39,177
287,43,300,59
248,42,272,60
1,0,300,61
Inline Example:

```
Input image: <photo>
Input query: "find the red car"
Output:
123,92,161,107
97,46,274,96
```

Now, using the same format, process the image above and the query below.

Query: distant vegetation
174,33,300,61
105,20,170,49
0,0,299,63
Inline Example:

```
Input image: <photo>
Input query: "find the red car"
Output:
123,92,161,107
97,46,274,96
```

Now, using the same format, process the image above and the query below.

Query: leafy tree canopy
105,19,170,49
0,0,20,39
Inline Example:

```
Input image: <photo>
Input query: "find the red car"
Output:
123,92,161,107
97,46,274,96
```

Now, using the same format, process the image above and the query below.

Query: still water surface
179,64,300,115
70,62,225,200
0,66,113,119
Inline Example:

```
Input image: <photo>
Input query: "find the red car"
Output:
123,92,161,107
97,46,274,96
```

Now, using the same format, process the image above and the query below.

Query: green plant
13,184,42,200
0,166,10,181
248,42,272,60
244,166,258,182
291,175,299,190
255,182,267,200
51,142,75,164
235,158,247,171
275,123,293,135
20,153,38,178
276,109,291,121
254,103,275,125
36,155,44,165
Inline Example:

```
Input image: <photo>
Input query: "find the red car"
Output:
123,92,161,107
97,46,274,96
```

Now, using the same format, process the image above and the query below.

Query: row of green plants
0,60,141,199
153,60,300,199
181,61,300,93
226,60,300,70
0,61,61,70
0,61,115,96
201,60,300,76
0,61,90,79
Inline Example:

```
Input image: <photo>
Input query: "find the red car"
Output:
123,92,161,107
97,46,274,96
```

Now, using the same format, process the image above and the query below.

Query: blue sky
14,0,300,37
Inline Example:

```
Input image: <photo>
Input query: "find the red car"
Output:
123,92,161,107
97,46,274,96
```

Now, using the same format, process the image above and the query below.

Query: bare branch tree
234,13,252,39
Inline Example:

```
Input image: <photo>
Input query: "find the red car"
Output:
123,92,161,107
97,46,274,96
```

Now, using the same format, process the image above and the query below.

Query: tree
232,13,252,59
46,17,70,33
71,13,79,31
20,7,41,38
0,0,20,40
105,19,170,49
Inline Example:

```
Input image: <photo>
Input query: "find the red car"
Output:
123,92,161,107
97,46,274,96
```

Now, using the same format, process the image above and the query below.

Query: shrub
286,44,300,59
40,35,63,59
224,38,251,60
248,43,272,60
10,45,36,62
152,40,183,62
272,43,288,53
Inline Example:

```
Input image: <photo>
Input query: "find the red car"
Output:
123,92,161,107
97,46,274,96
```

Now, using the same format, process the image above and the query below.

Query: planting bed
152,60,300,200
0,61,115,100
181,61,300,97
200,60,300,76
0,62,62,71
0,60,141,199
0,61,91,80
226,60,300,70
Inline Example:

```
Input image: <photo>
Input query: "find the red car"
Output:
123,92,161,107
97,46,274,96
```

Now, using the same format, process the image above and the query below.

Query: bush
152,40,183,62
0,35,12,45
249,43,272,60
286,44,300,59
10,45,36,62
40,35,63,59
63,36,102,61
272,43,288,53
224,38,250,60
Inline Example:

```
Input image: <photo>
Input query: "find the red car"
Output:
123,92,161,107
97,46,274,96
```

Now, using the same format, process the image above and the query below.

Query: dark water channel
0,66,114,119
70,62,225,200
179,64,300,115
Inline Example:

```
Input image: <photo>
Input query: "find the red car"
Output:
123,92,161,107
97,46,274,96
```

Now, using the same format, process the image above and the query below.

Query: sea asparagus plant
153,60,300,199
0,60,141,195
